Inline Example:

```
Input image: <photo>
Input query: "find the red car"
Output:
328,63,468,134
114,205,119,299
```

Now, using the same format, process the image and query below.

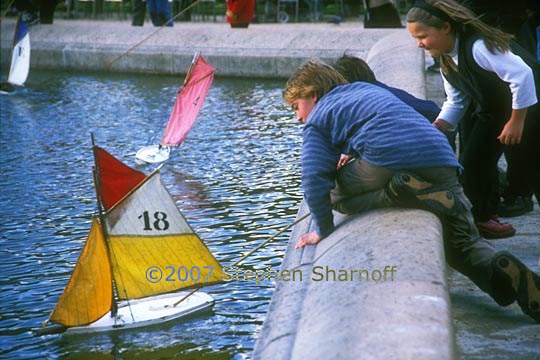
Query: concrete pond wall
4,20,412,80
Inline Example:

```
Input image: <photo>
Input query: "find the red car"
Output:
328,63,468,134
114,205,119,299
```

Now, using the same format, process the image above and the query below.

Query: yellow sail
49,218,113,326
105,172,224,300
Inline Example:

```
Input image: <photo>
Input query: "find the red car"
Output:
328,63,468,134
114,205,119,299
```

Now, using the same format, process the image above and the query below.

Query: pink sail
160,54,215,147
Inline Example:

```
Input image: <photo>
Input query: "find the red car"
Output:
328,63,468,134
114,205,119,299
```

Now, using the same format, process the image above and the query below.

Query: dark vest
442,32,539,124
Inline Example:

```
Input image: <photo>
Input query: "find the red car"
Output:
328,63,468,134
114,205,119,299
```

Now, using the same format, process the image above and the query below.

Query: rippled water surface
0,70,302,359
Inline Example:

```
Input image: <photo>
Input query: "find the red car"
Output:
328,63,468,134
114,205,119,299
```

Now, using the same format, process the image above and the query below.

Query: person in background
363,0,403,28
406,0,539,239
147,0,173,26
454,0,540,217
13,0,57,25
131,0,147,26
176,0,194,22
12,0,37,25
284,58,540,323
226,0,255,28
36,0,57,24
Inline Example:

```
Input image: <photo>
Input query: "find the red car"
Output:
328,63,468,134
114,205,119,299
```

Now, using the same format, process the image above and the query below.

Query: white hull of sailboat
65,291,214,334
0,83,17,95
135,144,171,164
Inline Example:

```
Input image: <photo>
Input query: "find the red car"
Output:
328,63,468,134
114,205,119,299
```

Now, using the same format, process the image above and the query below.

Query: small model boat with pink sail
135,52,215,164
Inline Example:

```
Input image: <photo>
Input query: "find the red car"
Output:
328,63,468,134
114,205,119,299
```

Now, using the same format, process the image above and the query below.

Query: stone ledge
252,202,455,360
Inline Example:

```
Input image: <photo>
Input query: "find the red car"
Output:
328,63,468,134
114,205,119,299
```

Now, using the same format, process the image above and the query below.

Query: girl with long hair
406,0,539,239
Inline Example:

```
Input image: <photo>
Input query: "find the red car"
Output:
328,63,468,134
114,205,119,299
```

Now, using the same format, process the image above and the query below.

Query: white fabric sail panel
105,172,193,236
8,23,30,86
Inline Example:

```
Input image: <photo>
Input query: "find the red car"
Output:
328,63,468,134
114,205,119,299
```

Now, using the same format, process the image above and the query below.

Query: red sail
94,146,146,210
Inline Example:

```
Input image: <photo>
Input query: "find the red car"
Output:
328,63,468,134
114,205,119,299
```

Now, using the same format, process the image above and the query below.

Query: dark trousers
459,114,505,222
504,106,540,202
147,0,172,26
330,159,507,300
37,0,57,24
176,0,193,21
363,1,402,28
132,0,146,26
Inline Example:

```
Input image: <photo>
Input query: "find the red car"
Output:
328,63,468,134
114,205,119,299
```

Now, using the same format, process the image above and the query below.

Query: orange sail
48,218,112,327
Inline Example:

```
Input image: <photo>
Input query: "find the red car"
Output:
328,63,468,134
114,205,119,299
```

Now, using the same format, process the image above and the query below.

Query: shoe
477,217,516,239
499,196,534,217
493,252,540,323
388,171,460,216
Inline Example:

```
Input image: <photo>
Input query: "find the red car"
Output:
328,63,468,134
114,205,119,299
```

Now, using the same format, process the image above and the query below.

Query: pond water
0,70,303,359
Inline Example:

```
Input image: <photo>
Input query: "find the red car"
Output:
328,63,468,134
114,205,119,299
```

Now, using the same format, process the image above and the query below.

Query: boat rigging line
104,0,202,70
169,211,312,308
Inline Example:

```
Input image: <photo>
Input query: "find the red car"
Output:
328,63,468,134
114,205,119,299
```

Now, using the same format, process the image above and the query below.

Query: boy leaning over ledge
283,59,540,323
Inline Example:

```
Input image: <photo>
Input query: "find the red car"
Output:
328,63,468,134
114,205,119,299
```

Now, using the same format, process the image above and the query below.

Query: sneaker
499,196,534,218
477,217,516,239
388,171,460,216
493,252,540,323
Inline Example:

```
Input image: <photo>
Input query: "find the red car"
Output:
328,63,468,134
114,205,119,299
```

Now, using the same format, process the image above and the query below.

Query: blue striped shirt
302,82,461,238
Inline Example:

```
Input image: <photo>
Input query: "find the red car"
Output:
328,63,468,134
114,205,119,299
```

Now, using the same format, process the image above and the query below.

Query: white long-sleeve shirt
438,37,538,129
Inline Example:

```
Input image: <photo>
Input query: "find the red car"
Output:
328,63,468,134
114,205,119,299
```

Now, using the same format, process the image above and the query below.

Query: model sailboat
135,52,215,164
42,143,225,334
0,16,30,94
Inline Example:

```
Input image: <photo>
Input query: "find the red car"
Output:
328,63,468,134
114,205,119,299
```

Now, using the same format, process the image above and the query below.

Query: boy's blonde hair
406,0,513,54
283,59,348,104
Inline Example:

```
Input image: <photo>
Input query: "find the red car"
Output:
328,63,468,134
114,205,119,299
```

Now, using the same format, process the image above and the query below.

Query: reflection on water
0,70,302,359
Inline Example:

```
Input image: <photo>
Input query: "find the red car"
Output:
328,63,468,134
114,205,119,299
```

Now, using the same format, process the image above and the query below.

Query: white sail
7,18,31,87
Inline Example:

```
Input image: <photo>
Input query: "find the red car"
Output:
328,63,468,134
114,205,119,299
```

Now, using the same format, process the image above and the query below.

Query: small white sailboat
0,16,30,94
41,142,225,334
136,52,215,164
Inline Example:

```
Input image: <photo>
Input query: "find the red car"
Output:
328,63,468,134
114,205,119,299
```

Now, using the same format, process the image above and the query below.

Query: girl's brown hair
406,0,513,54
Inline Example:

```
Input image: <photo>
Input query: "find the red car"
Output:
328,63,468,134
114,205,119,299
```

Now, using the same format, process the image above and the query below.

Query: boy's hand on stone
296,231,321,249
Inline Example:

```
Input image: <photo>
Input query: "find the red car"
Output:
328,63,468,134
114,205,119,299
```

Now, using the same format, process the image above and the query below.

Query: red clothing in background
226,0,254,27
